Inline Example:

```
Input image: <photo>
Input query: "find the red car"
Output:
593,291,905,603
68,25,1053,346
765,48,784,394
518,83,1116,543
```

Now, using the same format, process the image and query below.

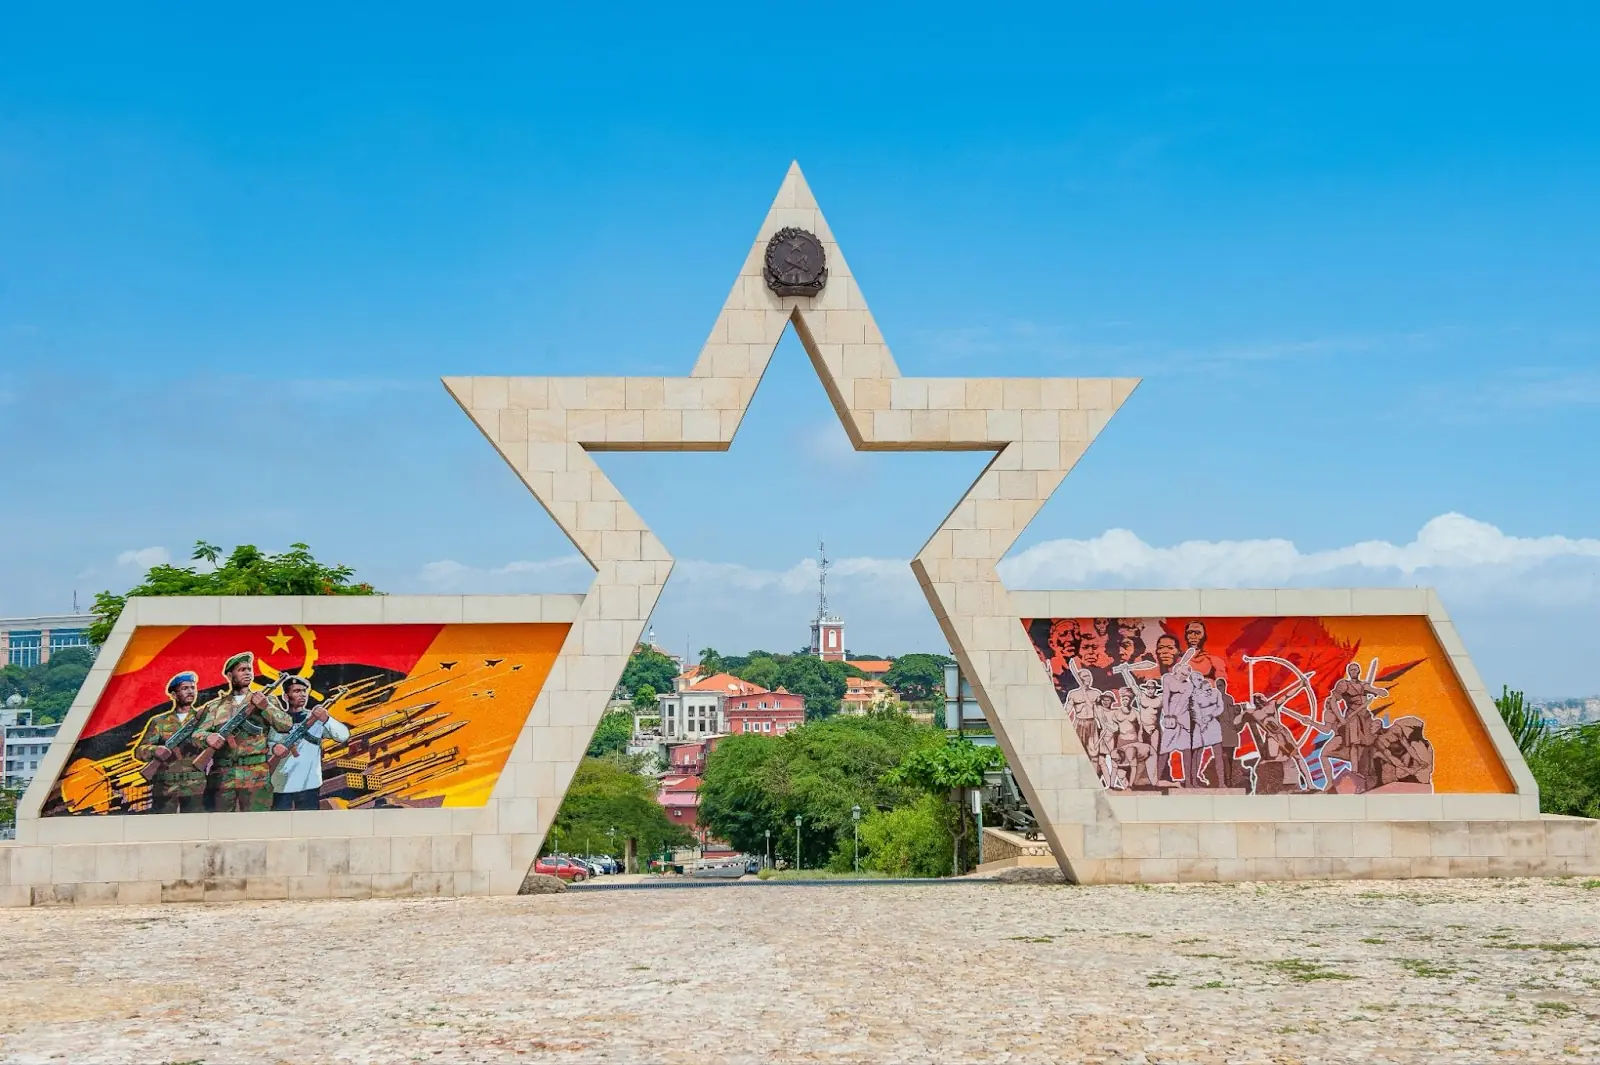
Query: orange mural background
42,622,569,815
1318,616,1511,793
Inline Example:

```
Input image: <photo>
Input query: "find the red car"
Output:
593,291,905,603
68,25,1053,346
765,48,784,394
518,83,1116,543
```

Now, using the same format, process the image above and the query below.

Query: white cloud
116,546,171,568
999,513,1600,601
401,515,1600,693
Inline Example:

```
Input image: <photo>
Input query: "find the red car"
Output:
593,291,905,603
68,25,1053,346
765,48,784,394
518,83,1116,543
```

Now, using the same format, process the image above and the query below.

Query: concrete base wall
0,835,512,908
984,816,1600,885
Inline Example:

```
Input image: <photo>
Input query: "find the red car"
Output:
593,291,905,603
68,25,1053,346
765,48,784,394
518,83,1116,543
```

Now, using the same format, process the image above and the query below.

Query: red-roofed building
688,672,767,697
657,774,701,831
725,686,805,736
841,676,893,714
847,660,893,679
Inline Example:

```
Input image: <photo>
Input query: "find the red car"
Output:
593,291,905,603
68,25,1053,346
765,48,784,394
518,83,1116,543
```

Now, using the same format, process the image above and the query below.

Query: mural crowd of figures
1024,616,1457,796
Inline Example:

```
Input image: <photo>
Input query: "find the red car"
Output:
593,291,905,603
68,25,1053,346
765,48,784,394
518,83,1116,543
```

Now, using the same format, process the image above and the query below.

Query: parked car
745,858,761,876
591,854,619,875
534,856,588,882
577,856,606,877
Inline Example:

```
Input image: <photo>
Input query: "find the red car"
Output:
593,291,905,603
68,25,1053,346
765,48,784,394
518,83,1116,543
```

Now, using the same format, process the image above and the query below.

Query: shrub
859,793,955,878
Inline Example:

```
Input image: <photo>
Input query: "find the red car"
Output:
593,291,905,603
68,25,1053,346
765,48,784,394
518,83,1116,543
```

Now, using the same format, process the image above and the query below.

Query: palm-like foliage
1494,685,1547,758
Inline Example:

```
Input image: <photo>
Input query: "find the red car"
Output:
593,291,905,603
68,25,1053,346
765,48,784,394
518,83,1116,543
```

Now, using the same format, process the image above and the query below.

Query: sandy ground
2,877,1599,1064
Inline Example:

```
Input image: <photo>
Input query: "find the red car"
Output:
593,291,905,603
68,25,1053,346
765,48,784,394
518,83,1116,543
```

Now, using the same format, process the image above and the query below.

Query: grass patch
1500,942,1593,953
1007,934,1056,943
1580,879,1600,890
1399,958,1457,978
1261,958,1354,983
1360,937,1387,945
1194,980,1224,989
1536,1001,1576,1016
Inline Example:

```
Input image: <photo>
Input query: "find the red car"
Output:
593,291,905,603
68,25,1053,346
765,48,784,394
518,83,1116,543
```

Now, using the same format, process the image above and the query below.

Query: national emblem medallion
763,227,828,297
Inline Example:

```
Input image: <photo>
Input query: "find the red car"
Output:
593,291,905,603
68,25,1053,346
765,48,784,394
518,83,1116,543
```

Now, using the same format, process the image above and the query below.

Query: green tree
697,647,726,676
90,541,378,645
1525,723,1600,819
548,756,693,858
777,655,847,719
587,709,635,758
0,648,97,725
1494,685,1600,818
884,738,1004,874
859,793,956,878
620,647,678,699
733,655,781,690
1495,685,1547,758
698,712,942,868
883,653,953,703
696,732,782,855
631,683,658,714
0,786,19,833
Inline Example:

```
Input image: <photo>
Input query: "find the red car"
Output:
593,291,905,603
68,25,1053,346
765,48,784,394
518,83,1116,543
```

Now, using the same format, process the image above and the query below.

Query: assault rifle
265,687,347,774
192,674,290,774
136,709,208,782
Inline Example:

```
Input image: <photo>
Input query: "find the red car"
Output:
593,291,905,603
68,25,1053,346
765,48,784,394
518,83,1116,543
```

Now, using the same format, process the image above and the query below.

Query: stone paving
1,877,1598,1063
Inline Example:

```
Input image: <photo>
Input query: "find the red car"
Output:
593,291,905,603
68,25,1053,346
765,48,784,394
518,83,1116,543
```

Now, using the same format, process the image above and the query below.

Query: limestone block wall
2,594,586,907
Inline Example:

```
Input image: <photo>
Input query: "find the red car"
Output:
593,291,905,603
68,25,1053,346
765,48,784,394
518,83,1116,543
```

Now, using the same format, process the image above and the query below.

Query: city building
841,676,893,714
725,686,805,735
657,774,701,832
658,682,725,741
2,703,61,790
0,614,96,668
657,670,779,740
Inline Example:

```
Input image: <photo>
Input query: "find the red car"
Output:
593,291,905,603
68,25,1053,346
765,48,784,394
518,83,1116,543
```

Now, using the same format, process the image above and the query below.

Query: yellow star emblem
266,628,293,655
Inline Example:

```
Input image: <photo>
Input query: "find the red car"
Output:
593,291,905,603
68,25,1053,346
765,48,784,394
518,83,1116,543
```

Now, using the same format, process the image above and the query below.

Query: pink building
725,687,805,736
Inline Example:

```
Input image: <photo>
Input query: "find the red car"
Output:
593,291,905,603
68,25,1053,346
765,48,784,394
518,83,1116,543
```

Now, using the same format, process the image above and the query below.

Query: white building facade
0,614,96,668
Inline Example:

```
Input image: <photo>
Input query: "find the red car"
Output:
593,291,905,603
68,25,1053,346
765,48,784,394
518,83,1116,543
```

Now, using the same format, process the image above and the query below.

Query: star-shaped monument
445,163,1137,879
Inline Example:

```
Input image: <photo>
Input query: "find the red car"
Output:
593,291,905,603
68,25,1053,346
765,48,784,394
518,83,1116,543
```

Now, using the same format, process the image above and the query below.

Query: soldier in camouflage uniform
199,652,292,813
132,670,212,813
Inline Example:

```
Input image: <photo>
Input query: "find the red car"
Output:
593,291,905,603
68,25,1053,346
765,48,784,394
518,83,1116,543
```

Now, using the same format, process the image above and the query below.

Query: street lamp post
851,804,861,874
794,815,803,872
764,828,771,870
607,826,616,865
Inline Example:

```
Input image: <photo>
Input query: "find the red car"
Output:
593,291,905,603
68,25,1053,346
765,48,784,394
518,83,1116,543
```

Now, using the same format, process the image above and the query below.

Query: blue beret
167,671,199,693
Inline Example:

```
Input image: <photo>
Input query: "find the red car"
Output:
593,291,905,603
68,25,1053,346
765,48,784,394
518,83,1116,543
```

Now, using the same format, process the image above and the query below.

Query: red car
534,855,589,882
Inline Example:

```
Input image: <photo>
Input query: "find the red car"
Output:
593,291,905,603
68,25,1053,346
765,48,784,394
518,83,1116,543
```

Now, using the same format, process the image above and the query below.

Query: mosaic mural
1022,615,1513,796
41,622,567,815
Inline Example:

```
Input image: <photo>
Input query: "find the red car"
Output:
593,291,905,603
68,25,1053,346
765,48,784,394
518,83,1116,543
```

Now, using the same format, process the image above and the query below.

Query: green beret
222,652,254,674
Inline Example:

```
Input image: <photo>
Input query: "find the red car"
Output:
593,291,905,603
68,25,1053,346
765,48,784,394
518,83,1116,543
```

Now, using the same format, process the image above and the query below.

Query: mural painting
41,622,568,815
1022,615,1514,796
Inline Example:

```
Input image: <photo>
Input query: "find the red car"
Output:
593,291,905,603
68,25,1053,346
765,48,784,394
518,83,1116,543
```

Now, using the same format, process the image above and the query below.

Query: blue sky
3,6,1598,692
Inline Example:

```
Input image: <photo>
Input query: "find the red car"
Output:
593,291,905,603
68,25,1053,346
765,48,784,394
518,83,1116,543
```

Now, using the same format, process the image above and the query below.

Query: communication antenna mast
816,538,830,625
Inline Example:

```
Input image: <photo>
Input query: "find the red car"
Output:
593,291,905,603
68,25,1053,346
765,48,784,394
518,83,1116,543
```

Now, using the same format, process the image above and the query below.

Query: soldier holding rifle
132,670,211,813
267,676,350,811
195,652,292,812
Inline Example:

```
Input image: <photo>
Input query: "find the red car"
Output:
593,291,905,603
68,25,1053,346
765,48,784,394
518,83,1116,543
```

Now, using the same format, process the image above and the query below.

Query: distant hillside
1532,697,1600,728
